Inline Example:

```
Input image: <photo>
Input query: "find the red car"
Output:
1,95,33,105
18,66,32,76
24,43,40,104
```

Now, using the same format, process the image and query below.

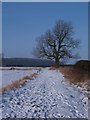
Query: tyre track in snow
1,68,88,118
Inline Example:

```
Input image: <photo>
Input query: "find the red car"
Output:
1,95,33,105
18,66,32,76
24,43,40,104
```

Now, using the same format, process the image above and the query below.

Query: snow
1,67,39,88
0,70,2,89
0,68,88,118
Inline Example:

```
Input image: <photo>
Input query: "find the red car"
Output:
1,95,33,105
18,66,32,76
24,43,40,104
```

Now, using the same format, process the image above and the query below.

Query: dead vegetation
74,60,90,71
59,66,90,94
22,73,37,80
0,67,33,70
0,73,37,93
59,66,89,84
50,60,90,89
49,66,60,70
0,67,42,71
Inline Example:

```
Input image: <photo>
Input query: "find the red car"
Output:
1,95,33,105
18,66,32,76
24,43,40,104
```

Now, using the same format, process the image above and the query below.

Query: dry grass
0,67,33,70
0,67,42,71
0,73,37,93
59,66,90,93
22,73,37,80
49,67,59,70
0,79,26,93
50,66,90,85
14,67,33,70
59,67,89,83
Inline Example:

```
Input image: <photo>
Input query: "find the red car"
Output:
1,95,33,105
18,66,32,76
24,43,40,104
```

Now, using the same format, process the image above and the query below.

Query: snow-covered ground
1,68,39,88
0,68,88,118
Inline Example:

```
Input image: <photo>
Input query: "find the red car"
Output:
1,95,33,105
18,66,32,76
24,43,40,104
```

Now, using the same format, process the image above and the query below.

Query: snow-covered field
0,67,88,118
1,67,39,88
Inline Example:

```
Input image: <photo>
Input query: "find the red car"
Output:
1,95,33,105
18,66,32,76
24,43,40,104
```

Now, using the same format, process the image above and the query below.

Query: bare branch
33,19,80,67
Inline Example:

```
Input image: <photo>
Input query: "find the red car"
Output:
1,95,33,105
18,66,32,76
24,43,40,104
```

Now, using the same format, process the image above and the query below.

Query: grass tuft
0,73,37,93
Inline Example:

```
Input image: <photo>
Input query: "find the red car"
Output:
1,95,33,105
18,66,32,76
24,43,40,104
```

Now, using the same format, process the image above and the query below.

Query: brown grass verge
49,66,90,86
60,67,89,83
0,67,33,70
59,67,90,92
49,67,59,70
0,73,37,93
0,67,42,71
13,67,33,70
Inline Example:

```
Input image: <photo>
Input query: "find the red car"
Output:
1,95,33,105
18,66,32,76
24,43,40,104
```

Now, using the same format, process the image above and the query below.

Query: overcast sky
2,2,88,61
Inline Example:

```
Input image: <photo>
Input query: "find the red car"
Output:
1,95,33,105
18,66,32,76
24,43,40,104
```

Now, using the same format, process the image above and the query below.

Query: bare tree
33,20,80,67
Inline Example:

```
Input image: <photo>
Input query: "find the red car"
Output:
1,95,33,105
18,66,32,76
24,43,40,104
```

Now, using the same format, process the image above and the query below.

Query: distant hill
2,58,55,67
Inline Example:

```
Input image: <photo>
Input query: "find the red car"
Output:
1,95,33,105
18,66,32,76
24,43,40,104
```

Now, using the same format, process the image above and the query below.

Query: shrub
74,60,90,71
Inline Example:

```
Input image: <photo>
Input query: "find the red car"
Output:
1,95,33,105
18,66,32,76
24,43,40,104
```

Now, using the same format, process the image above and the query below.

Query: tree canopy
33,19,80,67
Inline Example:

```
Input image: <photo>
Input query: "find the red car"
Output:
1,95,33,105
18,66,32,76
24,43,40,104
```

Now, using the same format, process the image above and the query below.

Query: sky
2,2,88,61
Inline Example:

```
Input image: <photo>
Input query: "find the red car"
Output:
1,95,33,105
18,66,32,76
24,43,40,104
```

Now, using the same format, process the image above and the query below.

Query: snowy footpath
0,68,88,118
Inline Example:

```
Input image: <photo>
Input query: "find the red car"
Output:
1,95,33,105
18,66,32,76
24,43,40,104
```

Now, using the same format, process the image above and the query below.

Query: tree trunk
55,57,60,67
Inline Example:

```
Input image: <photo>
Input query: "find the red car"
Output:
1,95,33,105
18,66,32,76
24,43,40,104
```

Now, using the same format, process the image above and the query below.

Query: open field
0,67,41,93
0,67,88,118
1,68,39,88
